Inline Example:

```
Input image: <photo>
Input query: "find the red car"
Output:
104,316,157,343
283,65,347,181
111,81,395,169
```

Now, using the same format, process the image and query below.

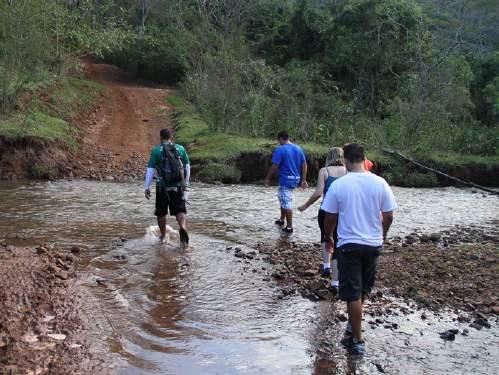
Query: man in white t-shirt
322,143,397,355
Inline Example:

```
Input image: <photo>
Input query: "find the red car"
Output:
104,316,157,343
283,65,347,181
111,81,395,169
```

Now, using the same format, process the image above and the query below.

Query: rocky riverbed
227,224,499,330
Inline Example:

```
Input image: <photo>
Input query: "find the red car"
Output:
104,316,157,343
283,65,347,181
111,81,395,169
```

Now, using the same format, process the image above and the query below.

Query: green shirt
147,142,190,186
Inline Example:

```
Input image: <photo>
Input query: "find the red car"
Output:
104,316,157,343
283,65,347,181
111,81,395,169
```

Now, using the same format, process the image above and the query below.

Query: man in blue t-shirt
265,130,308,234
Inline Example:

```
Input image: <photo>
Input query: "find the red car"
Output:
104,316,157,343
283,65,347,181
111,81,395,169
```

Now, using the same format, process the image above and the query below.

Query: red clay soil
0,58,176,181
70,59,176,181
0,244,109,375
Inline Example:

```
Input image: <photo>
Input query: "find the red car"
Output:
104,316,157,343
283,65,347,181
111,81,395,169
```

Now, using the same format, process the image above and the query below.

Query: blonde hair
325,147,344,166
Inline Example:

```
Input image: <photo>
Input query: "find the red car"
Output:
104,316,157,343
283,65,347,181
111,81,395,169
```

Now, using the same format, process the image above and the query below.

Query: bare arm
381,211,394,240
300,161,308,189
265,164,279,186
298,169,325,212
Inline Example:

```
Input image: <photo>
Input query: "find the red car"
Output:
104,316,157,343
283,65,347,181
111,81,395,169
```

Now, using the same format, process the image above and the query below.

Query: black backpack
159,142,183,188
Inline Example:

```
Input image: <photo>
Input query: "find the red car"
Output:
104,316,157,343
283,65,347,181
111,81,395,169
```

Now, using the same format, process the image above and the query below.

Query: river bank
1,60,498,187
0,243,111,374
170,96,499,188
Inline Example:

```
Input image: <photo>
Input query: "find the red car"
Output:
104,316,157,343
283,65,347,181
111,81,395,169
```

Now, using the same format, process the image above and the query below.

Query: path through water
0,181,498,374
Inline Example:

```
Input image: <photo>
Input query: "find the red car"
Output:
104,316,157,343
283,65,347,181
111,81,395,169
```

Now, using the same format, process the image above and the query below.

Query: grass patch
0,78,103,149
428,152,499,167
0,111,76,149
168,95,275,161
169,95,393,163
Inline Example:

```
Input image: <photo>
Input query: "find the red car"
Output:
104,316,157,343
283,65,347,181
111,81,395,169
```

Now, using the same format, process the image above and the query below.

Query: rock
22,334,39,343
405,235,417,244
474,318,491,329
234,251,246,258
0,336,8,348
429,233,441,242
272,272,286,280
47,333,66,341
462,329,469,336
375,363,386,373
303,269,316,277
36,245,48,255
439,330,456,341
492,306,499,314
338,313,348,322
70,246,81,255
477,312,488,321
392,323,399,329
470,322,483,330
421,313,427,320
6,245,14,252
457,315,470,323
55,271,69,280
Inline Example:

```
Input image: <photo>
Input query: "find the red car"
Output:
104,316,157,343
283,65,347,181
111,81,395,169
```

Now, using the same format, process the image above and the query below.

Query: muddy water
1,181,498,374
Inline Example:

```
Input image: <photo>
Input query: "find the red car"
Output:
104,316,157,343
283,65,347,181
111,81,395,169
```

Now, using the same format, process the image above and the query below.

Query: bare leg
331,259,339,284
347,299,363,342
176,212,186,230
284,208,293,228
280,207,285,221
321,242,331,265
157,216,167,238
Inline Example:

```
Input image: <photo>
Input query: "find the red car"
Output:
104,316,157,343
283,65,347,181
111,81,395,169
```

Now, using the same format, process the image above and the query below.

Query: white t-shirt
321,172,397,247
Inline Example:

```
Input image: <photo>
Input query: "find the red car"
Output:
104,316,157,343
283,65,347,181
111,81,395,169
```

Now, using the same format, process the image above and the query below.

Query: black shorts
155,188,186,217
318,209,338,258
337,243,381,302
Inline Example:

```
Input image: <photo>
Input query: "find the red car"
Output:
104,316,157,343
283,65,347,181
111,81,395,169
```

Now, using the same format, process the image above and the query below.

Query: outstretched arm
298,169,325,212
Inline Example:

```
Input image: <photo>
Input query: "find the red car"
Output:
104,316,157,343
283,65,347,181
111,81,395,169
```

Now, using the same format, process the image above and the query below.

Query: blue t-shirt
272,143,306,188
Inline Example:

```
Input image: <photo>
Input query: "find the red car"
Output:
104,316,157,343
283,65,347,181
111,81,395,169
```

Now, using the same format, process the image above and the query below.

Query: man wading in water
265,130,308,234
322,143,396,355
144,128,191,246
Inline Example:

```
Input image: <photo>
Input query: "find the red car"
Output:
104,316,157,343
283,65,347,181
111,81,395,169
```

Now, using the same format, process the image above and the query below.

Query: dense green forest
1,0,498,156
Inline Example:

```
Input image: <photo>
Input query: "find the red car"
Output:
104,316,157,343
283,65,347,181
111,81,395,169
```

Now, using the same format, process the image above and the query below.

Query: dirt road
73,59,175,181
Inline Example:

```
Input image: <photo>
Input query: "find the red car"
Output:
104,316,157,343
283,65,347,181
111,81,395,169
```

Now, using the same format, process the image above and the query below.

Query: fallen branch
380,148,499,196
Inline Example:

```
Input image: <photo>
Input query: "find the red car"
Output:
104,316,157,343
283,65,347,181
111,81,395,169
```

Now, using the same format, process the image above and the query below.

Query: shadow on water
0,180,498,374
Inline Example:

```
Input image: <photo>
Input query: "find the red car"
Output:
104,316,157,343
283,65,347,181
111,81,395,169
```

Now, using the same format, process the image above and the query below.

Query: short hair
343,143,365,163
160,128,173,140
277,130,289,140
325,147,344,166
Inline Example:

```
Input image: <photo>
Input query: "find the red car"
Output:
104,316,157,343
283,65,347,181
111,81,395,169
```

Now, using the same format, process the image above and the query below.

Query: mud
0,243,108,375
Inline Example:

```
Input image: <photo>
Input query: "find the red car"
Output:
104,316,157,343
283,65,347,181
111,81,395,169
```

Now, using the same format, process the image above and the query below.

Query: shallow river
0,181,498,374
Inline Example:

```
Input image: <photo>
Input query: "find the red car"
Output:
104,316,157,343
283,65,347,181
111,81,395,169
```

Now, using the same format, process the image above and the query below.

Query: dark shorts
317,209,338,258
337,243,381,302
155,188,186,217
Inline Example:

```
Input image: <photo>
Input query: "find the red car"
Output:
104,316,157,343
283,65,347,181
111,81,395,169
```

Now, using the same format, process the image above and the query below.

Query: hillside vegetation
0,0,497,164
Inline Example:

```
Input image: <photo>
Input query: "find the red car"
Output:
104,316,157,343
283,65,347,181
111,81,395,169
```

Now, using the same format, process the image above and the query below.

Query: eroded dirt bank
0,58,175,182
0,243,109,374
